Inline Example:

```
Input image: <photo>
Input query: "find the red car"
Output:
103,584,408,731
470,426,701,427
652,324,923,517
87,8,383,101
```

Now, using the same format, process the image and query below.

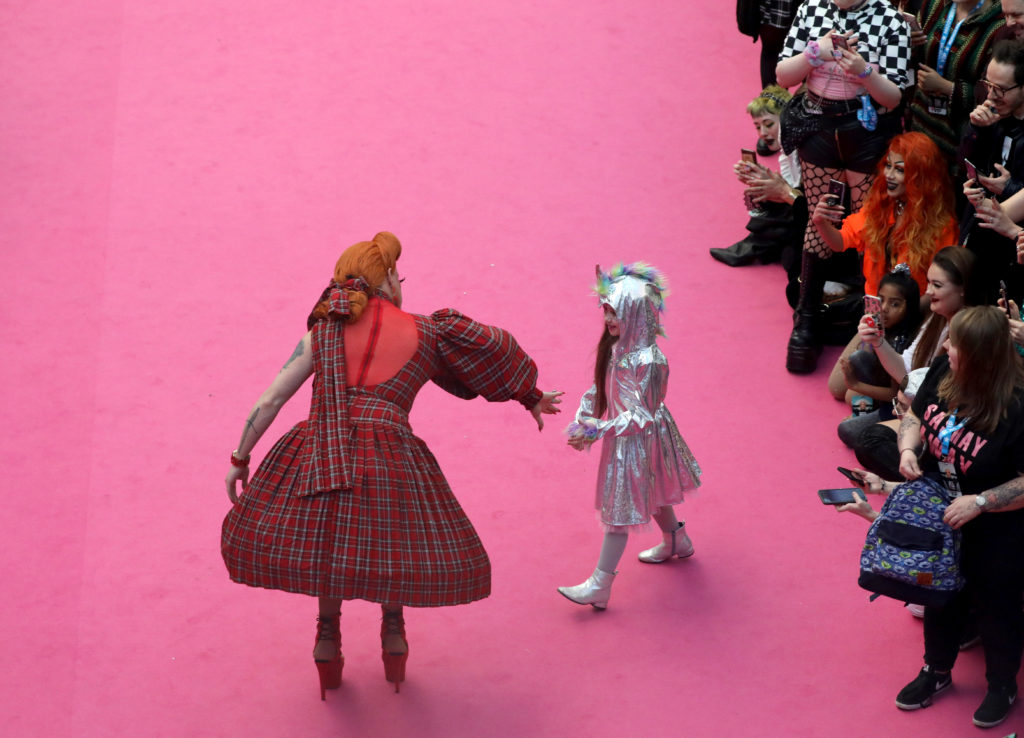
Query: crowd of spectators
731,0,1024,729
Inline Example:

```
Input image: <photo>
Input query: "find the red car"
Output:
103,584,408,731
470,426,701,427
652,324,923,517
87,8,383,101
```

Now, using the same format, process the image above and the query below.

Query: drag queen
557,263,702,610
221,232,561,697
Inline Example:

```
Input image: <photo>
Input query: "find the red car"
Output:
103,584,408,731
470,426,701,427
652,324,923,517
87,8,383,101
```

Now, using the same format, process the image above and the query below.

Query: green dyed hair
746,85,791,118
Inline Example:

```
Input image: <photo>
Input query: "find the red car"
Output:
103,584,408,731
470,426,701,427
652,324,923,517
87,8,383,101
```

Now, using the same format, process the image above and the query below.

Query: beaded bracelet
230,450,251,468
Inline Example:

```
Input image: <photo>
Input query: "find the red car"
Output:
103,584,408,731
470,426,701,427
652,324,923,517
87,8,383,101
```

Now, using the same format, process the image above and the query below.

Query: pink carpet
0,2,1010,736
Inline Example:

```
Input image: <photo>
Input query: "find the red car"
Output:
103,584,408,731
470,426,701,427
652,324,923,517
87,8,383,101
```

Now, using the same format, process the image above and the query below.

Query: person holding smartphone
711,86,805,269
810,132,958,296
776,0,911,373
959,40,1024,306
888,307,1024,729
907,0,1005,169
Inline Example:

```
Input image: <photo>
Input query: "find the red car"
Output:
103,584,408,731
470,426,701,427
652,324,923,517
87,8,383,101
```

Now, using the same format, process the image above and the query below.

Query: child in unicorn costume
558,262,703,610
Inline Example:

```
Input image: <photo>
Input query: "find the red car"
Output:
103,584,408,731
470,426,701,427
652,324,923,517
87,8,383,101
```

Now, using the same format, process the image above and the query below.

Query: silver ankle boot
638,522,694,563
557,568,617,610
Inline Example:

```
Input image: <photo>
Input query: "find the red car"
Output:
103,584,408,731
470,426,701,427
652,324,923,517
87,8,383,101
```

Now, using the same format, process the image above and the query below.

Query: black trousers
924,508,1024,690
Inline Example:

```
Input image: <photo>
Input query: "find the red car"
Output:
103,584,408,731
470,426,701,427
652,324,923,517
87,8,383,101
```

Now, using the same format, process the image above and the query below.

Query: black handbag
737,0,760,39
780,92,824,155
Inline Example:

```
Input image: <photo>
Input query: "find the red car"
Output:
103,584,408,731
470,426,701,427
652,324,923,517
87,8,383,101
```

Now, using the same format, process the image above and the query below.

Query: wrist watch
975,494,988,509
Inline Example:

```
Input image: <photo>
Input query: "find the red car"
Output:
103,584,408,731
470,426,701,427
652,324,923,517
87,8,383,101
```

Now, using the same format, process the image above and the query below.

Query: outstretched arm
225,332,314,503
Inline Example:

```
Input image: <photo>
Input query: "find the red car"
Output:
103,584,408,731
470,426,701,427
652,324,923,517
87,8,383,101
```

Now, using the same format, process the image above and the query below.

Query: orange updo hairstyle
860,132,955,284
307,231,402,327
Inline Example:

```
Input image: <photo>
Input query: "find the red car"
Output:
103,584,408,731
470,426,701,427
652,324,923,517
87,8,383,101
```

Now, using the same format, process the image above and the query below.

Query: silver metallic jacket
576,274,701,528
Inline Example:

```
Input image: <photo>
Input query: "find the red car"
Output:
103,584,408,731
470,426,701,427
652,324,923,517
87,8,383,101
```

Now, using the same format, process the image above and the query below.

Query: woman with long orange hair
811,131,958,298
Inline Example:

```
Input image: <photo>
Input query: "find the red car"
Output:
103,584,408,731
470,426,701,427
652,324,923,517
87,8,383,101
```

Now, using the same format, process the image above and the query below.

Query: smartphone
902,12,923,34
827,178,847,209
1001,279,1012,319
964,158,988,193
837,466,864,484
863,294,884,341
831,33,849,52
740,148,757,165
818,487,863,506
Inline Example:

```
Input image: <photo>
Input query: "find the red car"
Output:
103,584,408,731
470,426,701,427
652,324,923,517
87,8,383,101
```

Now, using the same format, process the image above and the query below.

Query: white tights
596,506,680,573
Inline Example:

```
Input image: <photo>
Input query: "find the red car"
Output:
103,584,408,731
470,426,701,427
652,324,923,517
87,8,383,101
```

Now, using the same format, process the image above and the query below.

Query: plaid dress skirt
221,308,541,607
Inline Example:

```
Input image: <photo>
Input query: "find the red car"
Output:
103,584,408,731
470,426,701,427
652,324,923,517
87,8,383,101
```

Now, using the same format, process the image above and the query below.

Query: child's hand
566,435,594,451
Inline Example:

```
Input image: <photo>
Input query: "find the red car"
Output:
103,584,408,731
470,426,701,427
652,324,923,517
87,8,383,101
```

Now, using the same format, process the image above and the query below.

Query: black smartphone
818,487,863,505
1001,280,1012,319
740,148,757,165
837,466,864,484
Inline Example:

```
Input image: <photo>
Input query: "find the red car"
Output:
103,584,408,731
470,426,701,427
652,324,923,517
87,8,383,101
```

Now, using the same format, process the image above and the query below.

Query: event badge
937,460,962,498
937,409,966,498
927,96,949,116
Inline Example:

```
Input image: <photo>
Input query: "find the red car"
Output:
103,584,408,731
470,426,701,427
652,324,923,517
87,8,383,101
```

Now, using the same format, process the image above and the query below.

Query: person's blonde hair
307,232,402,326
746,85,791,118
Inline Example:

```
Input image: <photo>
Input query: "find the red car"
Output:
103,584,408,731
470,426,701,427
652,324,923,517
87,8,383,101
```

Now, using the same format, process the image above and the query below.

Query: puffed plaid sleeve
430,309,543,409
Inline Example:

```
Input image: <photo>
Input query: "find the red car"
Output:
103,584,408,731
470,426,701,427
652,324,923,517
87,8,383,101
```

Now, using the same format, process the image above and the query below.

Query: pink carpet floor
1,1,1013,736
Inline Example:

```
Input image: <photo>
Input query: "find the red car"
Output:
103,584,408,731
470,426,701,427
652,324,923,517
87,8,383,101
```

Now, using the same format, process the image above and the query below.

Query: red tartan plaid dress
221,299,542,607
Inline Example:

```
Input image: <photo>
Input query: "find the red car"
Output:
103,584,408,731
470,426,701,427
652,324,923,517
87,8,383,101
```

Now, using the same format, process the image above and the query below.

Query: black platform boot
786,251,825,374
709,238,758,267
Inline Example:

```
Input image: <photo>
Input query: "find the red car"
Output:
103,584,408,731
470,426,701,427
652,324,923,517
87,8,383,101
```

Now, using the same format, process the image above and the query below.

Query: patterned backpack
858,476,964,607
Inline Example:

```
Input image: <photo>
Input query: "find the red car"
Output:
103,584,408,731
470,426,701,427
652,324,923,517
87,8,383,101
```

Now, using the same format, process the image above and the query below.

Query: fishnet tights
800,161,874,258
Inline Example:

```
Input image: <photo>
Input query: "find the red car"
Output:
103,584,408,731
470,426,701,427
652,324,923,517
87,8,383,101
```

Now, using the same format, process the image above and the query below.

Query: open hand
978,163,1011,196
530,390,564,431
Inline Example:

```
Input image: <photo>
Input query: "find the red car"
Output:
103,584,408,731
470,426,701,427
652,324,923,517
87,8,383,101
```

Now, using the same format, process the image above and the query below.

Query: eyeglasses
980,78,1023,101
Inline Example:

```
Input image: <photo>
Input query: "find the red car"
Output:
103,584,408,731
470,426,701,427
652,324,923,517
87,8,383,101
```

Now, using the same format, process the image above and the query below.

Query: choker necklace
895,200,906,216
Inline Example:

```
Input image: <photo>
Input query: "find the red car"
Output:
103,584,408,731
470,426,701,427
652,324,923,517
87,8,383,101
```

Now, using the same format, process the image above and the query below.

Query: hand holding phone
818,487,862,505
902,12,923,34
837,466,865,485
965,158,989,196
863,294,884,342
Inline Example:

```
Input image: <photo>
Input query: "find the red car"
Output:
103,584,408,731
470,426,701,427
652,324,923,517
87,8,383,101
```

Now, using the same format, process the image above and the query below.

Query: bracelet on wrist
857,65,873,79
805,41,825,68
899,448,917,457
230,450,251,468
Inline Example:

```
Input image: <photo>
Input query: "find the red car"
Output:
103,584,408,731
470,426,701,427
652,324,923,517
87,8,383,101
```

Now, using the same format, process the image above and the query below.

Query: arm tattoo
897,414,920,452
983,476,1024,511
239,407,260,448
281,339,305,371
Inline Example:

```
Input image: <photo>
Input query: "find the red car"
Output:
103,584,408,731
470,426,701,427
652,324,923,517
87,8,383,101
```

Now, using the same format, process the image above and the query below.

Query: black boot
786,251,824,373
709,238,758,267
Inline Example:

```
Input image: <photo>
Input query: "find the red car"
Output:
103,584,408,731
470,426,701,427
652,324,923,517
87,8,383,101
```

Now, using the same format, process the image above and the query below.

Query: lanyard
938,409,967,458
936,1,984,77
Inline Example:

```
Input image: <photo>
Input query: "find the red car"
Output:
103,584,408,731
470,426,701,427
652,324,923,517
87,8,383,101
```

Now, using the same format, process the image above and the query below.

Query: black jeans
924,509,1024,690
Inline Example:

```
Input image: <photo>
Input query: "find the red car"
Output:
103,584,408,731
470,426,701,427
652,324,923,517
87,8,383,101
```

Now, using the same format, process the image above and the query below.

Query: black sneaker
895,666,952,710
973,685,1017,728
